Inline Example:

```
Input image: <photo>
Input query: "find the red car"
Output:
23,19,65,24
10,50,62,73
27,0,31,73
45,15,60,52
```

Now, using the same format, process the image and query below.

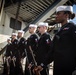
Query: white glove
72,70,76,75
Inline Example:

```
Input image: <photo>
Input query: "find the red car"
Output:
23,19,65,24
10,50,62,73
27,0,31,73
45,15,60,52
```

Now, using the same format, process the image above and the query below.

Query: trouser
25,61,34,75
25,58,38,75
15,58,24,75
8,56,23,75
2,58,11,75
3,63,9,75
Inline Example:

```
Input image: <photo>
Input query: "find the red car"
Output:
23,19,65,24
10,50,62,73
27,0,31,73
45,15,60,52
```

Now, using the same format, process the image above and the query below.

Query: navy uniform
17,37,26,58
3,38,12,75
10,38,18,75
26,34,38,63
5,38,12,57
35,22,52,75
15,30,26,75
25,24,39,75
25,34,39,75
43,6,76,75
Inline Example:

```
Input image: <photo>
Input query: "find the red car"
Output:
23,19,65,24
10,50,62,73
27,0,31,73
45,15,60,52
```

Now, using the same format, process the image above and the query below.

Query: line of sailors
2,22,52,75
3,5,76,75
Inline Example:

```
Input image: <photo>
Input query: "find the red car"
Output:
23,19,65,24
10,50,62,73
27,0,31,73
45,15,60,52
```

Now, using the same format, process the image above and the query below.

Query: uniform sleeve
72,25,76,59
29,35,38,46
43,40,54,66
28,35,38,52
28,36,34,46
5,45,11,57
44,34,52,52
21,38,26,58
72,25,76,42
40,34,53,66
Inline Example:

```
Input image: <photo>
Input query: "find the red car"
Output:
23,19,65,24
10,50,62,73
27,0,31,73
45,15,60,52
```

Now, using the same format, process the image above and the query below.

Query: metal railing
0,45,7,55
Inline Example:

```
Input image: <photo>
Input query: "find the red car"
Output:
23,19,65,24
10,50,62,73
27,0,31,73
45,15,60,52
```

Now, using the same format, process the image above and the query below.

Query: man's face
29,27,35,33
18,32,22,38
55,11,66,23
38,26,45,33
12,35,16,39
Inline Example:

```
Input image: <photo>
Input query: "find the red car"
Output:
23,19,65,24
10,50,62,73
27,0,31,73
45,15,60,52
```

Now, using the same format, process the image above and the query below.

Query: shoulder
21,37,26,41
31,34,39,38
43,33,52,44
42,33,51,41
66,23,76,32
12,39,18,44
14,39,18,42
67,22,76,28
44,33,51,38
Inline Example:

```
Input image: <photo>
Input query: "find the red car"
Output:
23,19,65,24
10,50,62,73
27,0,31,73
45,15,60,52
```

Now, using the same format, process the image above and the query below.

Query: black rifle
10,51,16,67
29,46,41,75
3,56,10,75
25,49,32,75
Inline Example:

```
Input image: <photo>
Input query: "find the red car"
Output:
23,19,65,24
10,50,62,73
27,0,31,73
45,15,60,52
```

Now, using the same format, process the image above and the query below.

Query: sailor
25,24,39,75
28,24,38,56
37,6,76,75
17,30,26,58
3,38,11,75
5,38,12,57
15,30,26,75
34,22,52,75
10,33,18,58
10,33,18,75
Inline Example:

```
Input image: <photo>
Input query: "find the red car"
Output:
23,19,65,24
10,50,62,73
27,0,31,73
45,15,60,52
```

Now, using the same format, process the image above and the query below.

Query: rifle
6,57,11,75
29,46,41,75
12,56,16,67
24,49,32,75
10,51,16,67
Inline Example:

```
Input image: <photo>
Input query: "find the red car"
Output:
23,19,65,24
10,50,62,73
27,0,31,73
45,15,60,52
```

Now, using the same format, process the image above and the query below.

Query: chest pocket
61,29,70,35
38,38,44,45
59,28,72,42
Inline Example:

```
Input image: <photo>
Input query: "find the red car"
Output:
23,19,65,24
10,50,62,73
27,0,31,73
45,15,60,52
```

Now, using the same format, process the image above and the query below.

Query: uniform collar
41,32,47,37
59,23,69,32
17,38,21,41
61,23,68,28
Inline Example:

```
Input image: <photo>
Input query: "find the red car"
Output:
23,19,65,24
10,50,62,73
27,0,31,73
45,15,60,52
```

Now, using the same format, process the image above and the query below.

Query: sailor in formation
3,21,53,75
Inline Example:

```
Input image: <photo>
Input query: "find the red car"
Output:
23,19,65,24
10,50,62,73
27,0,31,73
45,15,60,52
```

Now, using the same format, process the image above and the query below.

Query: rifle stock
12,57,16,67
24,49,32,75
29,46,41,75
6,57,10,75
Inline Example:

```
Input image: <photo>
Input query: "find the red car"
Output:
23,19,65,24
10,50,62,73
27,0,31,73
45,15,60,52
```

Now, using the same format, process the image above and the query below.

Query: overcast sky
71,5,76,24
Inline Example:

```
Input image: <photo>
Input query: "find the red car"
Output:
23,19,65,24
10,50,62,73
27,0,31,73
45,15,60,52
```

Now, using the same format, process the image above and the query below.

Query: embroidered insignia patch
35,38,38,42
46,39,50,44
63,27,69,30
75,31,76,33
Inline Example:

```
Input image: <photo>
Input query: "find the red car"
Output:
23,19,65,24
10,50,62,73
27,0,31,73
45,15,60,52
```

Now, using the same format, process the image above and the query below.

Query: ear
65,13,69,18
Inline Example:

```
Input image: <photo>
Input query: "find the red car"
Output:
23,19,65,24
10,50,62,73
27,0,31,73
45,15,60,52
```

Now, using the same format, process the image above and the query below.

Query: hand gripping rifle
12,56,16,67
10,51,16,67
6,57,11,75
29,46,41,75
